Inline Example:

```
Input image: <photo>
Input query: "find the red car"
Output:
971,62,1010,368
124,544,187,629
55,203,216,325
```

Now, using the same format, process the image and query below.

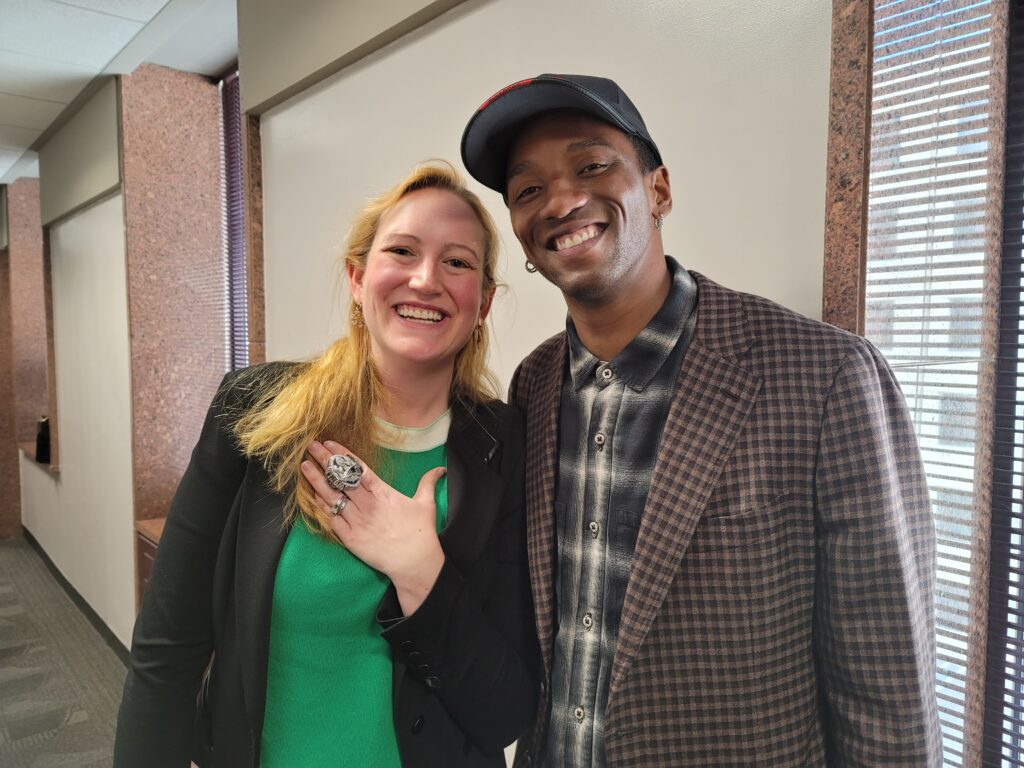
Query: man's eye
580,162,608,174
514,185,540,202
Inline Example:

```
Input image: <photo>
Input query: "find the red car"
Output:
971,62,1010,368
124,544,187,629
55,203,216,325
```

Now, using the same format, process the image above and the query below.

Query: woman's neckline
375,409,451,452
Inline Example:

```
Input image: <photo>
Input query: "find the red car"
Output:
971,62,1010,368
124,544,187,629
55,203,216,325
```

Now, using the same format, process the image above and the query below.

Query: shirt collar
566,256,697,392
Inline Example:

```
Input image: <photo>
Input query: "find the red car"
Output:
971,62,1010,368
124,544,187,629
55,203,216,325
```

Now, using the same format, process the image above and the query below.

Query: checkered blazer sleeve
813,339,942,766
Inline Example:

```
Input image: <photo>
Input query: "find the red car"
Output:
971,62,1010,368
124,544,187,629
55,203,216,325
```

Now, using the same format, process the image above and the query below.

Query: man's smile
549,223,606,252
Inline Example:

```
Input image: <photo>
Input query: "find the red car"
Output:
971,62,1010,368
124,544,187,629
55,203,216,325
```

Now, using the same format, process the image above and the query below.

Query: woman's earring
655,214,665,231
473,318,484,344
525,260,539,273
350,302,364,328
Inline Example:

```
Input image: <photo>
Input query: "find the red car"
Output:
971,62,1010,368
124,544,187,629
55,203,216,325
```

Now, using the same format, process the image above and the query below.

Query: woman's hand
302,440,446,615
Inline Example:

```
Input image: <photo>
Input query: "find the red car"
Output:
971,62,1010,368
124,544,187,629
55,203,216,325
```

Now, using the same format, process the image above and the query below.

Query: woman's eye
388,246,413,256
446,258,473,270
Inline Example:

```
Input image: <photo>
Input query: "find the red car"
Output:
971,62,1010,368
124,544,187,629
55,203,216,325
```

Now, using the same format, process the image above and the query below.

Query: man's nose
540,176,587,220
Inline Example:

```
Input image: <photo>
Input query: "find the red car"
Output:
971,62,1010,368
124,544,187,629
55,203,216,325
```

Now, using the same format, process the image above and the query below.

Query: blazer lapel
440,406,504,568
233,462,289,742
609,275,762,700
524,336,568,680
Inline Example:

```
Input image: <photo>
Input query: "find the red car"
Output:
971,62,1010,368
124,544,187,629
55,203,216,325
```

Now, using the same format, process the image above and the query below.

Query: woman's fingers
307,440,378,496
414,466,447,503
300,459,343,503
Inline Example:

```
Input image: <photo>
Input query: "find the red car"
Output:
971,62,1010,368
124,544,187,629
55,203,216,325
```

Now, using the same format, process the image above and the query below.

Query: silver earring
525,260,539,273
655,214,664,231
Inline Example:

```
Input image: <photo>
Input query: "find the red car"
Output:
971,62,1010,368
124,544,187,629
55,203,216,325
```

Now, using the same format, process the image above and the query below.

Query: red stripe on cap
477,78,535,112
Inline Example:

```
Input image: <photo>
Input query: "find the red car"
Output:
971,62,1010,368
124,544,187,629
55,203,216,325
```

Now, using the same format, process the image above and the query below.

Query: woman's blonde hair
234,162,501,537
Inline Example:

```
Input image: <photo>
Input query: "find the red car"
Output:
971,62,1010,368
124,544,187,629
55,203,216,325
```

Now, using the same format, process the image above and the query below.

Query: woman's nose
408,259,441,293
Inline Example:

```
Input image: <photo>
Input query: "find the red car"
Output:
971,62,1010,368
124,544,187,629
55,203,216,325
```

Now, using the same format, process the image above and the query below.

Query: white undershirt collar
375,409,451,452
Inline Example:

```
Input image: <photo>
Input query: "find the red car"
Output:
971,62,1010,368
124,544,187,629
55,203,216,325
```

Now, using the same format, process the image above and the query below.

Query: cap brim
461,79,640,195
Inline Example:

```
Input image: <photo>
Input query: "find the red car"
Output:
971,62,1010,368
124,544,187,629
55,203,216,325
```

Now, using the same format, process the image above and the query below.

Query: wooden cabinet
135,518,166,609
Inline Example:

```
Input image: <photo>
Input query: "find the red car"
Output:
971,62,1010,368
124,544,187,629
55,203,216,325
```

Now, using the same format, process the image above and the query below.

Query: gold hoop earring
525,260,539,273
350,302,364,328
473,318,484,344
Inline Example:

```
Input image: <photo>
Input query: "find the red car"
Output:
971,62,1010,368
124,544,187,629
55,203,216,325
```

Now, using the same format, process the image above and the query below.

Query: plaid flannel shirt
544,258,698,767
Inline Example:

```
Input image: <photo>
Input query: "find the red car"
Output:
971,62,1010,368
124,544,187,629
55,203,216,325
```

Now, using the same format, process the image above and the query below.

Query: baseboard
21,527,130,665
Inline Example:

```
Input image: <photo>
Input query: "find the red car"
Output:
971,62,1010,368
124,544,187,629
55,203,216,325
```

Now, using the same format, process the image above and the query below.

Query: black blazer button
425,675,441,689
521,751,533,767
411,715,425,734
408,650,423,662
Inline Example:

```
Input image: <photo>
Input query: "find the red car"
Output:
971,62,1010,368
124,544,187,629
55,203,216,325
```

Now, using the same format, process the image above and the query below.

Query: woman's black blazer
113,364,538,767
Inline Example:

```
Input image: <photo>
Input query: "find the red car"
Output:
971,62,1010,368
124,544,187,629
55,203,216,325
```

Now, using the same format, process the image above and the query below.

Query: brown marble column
0,214,18,539
822,0,873,335
1,178,50,538
244,113,265,365
119,64,226,525
8,180,48,447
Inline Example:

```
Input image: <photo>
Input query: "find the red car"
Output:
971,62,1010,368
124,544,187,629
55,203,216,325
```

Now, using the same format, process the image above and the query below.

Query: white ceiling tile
0,123,42,151
52,0,170,23
0,0,144,69
0,92,67,129
0,49,93,102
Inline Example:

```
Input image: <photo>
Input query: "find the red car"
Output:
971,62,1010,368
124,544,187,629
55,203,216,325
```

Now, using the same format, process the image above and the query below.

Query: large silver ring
325,454,363,491
329,496,347,516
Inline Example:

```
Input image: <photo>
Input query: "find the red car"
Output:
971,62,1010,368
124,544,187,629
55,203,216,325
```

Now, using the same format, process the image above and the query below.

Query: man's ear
649,165,672,217
347,262,364,304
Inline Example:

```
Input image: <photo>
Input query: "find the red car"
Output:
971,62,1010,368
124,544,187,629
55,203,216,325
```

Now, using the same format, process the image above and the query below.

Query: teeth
397,305,443,322
554,225,601,252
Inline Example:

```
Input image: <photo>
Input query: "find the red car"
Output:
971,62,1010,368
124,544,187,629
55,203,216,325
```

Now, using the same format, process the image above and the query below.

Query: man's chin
559,276,619,308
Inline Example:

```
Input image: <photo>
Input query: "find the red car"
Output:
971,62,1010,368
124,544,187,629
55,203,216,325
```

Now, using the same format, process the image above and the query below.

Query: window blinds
983,0,1024,763
221,72,249,372
866,1,1002,764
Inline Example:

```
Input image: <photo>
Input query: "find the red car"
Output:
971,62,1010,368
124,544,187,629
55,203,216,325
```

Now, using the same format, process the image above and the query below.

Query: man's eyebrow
567,138,615,153
507,137,616,185
507,160,531,183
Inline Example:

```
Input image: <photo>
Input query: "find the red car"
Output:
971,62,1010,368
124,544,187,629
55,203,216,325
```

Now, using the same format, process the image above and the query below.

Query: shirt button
583,613,593,630
594,432,606,447
588,521,599,537
599,367,613,381
574,706,585,723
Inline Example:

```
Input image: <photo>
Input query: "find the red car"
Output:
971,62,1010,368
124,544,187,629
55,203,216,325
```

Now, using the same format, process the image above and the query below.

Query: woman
113,164,537,767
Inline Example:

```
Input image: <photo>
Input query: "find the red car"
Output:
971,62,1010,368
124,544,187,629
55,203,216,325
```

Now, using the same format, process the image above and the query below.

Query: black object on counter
35,416,50,464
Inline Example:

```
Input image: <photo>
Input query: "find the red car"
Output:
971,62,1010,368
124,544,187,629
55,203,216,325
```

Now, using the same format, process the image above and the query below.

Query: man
460,74,941,767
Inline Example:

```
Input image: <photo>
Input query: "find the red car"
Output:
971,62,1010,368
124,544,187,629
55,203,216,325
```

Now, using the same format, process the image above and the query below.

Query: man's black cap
460,73,663,195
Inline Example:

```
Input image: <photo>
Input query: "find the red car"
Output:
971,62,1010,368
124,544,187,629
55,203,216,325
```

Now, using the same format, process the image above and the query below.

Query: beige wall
239,0,468,113
19,193,136,646
37,78,121,226
258,0,831,389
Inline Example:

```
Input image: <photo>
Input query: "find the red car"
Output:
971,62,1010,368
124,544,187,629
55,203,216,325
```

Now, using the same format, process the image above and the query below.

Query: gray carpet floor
0,537,126,768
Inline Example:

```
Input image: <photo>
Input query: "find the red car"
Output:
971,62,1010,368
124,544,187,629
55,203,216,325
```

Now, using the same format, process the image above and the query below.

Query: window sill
18,442,59,473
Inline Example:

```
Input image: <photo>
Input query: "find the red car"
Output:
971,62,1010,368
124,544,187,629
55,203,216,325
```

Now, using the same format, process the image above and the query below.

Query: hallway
0,538,125,767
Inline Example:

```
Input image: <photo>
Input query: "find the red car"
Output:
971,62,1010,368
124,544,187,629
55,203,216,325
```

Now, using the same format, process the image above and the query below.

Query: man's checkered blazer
509,271,942,767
